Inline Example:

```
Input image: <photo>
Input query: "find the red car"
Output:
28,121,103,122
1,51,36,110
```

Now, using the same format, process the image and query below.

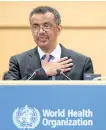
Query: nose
38,26,45,34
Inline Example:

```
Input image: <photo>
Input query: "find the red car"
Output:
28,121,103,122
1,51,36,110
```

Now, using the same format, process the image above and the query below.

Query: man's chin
38,41,49,47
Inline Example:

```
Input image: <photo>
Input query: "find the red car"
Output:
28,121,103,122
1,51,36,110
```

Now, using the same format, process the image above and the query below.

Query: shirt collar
38,44,61,60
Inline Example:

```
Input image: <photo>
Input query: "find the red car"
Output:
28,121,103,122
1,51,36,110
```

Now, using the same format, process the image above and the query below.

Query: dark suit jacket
4,45,94,80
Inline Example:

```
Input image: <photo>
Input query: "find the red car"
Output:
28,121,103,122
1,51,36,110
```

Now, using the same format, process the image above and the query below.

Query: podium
0,81,106,130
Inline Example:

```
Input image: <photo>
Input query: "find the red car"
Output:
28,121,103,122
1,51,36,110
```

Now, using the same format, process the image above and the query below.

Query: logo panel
13,105,40,129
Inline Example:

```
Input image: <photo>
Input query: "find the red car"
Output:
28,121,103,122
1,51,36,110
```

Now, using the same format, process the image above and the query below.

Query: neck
40,44,58,53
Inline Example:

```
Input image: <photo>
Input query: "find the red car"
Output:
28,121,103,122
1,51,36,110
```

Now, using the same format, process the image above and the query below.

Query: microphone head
56,69,61,74
34,71,37,75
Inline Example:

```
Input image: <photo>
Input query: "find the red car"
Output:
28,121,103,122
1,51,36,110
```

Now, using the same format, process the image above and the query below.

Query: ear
57,25,62,35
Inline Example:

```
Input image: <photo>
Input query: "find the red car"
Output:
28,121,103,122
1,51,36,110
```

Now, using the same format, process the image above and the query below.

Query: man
4,6,94,80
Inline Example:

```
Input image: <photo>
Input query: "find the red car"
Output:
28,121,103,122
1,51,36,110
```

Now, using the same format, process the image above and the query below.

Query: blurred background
0,1,106,79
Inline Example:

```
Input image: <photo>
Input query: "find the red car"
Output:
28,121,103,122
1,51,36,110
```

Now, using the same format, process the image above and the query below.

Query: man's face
30,12,62,51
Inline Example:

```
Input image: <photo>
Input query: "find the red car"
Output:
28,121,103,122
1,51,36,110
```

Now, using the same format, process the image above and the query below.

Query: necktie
41,54,55,80
41,54,53,62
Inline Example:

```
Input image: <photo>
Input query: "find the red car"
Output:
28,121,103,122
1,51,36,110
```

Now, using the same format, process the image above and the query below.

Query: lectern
0,81,106,130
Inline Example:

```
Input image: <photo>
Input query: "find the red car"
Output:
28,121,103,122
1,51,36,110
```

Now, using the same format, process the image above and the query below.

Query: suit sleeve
83,57,94,77
4,56,48,80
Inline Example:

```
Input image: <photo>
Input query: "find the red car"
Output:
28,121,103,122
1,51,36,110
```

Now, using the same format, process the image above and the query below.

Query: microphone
56,69,71,80
28,71,37,80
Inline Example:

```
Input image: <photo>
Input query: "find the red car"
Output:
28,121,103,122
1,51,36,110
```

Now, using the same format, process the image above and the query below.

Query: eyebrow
32,22,51,25
32,23,39,26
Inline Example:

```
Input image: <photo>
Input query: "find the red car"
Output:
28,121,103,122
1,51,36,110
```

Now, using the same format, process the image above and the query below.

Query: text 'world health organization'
42,109,93,128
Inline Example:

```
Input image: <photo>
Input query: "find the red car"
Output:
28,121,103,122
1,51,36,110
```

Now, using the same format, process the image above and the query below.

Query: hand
41,54,73,76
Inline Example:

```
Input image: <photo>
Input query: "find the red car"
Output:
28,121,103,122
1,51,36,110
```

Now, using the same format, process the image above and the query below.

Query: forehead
30,12,55,24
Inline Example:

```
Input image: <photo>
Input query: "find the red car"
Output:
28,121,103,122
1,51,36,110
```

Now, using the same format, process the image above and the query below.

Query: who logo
12,105,40,129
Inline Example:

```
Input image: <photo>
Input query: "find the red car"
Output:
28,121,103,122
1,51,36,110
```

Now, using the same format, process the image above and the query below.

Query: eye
32,24,39,29
44,23,52,28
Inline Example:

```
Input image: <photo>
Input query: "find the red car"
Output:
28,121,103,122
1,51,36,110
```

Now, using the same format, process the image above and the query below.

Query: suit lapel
28,47,41,72
56,45,72,80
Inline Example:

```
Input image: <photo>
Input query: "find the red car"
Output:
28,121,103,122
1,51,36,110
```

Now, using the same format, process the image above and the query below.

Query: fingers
57,57,73,71
56,57,68,62
56,57,72,65
60,59,72,65
61,62,73,68
61,68,72,73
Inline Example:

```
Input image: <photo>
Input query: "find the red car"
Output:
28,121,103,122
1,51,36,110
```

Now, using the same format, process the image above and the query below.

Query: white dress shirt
38,44,61,80
38,44,61,61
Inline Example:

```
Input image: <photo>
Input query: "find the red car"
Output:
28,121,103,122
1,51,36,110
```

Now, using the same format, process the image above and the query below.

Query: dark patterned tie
41,54,55,80
41,54,53,62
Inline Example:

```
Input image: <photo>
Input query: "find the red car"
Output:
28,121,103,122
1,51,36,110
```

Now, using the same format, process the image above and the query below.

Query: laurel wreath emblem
12,105,40,129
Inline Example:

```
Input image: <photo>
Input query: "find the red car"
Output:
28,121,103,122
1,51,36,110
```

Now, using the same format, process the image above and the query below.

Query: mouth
38,36,48,42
